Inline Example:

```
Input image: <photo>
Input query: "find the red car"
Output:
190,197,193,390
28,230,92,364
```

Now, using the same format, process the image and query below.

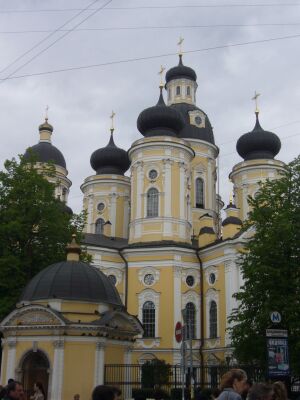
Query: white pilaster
0,340,5,385
6,339,17,382
87,194,94,233
242,184,249,220
207,159,212,209
224,259,238,345
163,159,172,236
173,266,182,347
123,347,133,399
110,191,117,237
50,340,64,400
94,342,105,387
123,195,130,238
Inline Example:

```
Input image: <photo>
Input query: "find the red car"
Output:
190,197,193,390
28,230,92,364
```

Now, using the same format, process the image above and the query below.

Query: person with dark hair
73,394,80,400
2,381,24,400
248,384,274,400
110,387,122,400
30,382,45,400
241,379,253,400
92,385,115,400
273,381,288,400
218,369,248,400
7,380,14,385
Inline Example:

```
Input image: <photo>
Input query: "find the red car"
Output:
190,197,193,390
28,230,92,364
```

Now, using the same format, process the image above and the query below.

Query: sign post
266,322,290,379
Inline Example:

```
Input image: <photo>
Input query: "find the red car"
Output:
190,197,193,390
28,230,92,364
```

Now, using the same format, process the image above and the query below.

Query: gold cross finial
229,191,233,205
252,91,261,113
158,65,165,87
177,36,184,55
45,105,49,122
110,110,116,132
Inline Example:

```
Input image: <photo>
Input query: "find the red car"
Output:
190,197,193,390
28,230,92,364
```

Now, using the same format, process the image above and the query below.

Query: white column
179,162,185,218
0,340,5,385
6,339,17,382
207,159,212,209
110,191,117,237
173,266,182,349
94,342,105,387
123,347,133,400
123,195,130,239
163,159,172,236
50,340,64,400
242,184,249,220
87,194,94,233
135,162,143,238
224,260,238,345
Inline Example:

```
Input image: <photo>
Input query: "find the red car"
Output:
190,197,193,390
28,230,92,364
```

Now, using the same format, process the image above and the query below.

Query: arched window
209,300,217,338
187,86,191,96
95,218,105,234
195,178,204,208
143,301,155,338
176,86,181,95
147,188,159,218
185,302,196,339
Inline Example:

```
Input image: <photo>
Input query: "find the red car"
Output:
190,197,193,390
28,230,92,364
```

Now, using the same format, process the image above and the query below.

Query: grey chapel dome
23,118,66,169
20,260,123,306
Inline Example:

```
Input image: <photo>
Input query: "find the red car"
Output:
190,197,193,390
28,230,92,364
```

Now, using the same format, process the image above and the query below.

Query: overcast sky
0,0,299,213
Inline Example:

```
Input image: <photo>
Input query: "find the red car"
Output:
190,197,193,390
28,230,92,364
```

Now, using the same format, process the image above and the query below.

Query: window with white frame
142,301,155,338
195,177,204,208
176,86,181,95
95,218,105,234
185,302,196,339
209,300,218,338
147,188,159,217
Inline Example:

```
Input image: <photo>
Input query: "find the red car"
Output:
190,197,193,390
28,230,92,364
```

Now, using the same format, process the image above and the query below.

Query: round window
186,275,195,287
97,202,105,212
108,274,117,285
144,273,155,286
148,169,158,180
195,116,202,126
209,273,216,285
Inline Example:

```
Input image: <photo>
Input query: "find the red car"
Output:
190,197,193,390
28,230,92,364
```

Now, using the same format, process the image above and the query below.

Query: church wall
63,341,95,399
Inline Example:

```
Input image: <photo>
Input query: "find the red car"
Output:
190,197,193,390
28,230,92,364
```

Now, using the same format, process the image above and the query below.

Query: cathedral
0,52,285,398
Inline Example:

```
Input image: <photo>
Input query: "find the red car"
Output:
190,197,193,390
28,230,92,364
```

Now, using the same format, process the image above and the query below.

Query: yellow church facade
0,52,286,398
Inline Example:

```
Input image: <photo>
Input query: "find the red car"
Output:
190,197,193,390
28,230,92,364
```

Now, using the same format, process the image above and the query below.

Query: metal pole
181,325,186,400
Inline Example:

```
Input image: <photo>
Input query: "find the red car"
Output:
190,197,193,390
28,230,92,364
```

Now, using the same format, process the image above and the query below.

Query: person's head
111,386,122,400
248,383,274,400
8,379,15,384
6,381,24,400
220,369,248,394
92,385,115,400
74,394,80,400
34,382,45,396
273,381,288,400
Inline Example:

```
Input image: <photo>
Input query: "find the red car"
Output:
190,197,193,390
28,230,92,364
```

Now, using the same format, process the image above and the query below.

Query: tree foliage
0,155,88,320
229,156,300,373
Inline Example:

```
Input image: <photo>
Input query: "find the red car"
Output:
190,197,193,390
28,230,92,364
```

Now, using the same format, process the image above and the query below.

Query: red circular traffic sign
175,321,183,343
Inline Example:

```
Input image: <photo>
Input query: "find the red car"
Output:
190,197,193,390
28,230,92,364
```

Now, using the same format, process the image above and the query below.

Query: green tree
0,155,88,320
229,156,300,373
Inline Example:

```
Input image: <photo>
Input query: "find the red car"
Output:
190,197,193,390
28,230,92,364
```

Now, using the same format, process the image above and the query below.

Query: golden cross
252,91,261,113
45,105,49,121
110,110,116,131
158,65,165,87
177,36,184,55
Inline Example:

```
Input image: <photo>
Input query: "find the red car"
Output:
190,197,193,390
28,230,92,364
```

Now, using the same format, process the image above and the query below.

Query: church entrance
21,350,49,400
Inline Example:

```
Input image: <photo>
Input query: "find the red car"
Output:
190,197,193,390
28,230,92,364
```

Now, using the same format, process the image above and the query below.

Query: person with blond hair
218,369,248,400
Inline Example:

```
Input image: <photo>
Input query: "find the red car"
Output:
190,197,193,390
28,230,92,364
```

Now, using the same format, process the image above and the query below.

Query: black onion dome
20,260,123,306
166,55,197,83
90,133,130,175
60,201,73,215
237,112,281,160
24,142,66,169
137,88,184,137
222,216,242,226
171,103,215,144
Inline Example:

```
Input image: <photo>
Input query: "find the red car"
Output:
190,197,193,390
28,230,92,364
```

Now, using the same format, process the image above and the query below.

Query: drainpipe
196,249,205,386
119,249,128,310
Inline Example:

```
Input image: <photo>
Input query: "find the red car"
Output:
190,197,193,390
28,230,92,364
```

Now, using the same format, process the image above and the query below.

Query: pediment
1,305,66,328
94,310,143,335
